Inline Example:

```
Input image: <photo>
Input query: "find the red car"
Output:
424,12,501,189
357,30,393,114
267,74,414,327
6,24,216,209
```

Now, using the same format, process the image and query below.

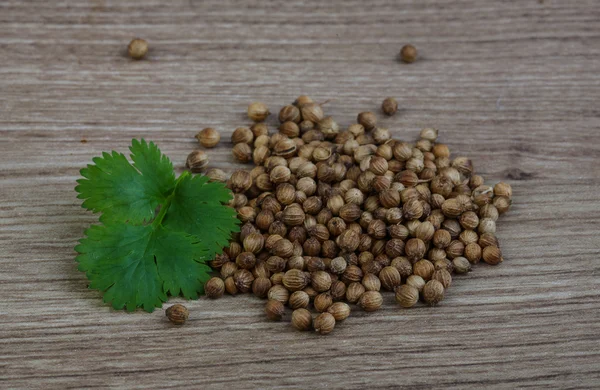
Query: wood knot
503,168,535,181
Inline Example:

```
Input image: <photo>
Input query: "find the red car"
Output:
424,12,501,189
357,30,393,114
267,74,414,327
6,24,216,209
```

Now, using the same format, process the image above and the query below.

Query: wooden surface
1,0,599,388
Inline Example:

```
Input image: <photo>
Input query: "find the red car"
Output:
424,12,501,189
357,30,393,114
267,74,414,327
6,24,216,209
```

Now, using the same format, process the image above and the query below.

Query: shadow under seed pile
190,95,513,335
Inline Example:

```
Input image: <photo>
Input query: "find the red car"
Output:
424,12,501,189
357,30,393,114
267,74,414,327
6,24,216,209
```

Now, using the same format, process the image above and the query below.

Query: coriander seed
205,277,225,299
381,97,398,116
292,308,313,331
395,284,419,308
357,111,377,131
265,299,285,320
289,291,310,309
314,312,336,335
358,290,383,312
128,38,148,60
327,302,351,321
423,280,444,306
400,44,417,63
195,127,220,148
186,150,209,173
165,304,189,325
247,102,270,122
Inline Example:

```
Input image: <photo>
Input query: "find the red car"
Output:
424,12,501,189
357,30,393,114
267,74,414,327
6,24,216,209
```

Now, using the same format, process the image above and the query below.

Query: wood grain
1,0,599,388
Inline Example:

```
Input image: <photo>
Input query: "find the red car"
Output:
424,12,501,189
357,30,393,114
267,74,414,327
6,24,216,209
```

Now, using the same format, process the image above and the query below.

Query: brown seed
186,150,209,173
494,182,512,198
301,103,324,123
292,308,313,331
362,273,381,291
279,105,301,123
314,312,336,335
423,280,444,306
400,44,417,63
327,302,351,321
406,275,426,292
205,277,225,299
358,291,383,312
452,257,472,274
289,291,310,309
395,284,419,308
282,269,309,291
357,111,377,131
234,269,254,293
165,304,189,325
482,245,503,265
413,259,435,280
379,266,402,291
232,143,252,163
195,127,221,148
431,269,452,288
464,243,482,264
381,97,398,116
311,270,332,292
265,299,285,320
247,102,270,122
267,284,289,303
314,292,333,312
224,276,238,295
128,38,148,60
346,282,366,303
405,238,427,262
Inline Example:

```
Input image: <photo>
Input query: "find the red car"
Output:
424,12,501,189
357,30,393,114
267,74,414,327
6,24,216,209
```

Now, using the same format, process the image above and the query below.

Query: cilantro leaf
163,173,240,259
75,140,175,224
75,223,212,312
74,139,238,312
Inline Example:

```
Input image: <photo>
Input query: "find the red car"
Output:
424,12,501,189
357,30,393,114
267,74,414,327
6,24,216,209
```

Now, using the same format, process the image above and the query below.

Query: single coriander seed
395,284,419,308
186,150,209,173
400,44,417,63
247,102,270,122
205,277,225,299
195,127,221,148
265,299,285,320
381,97,398,116
423,280,445,306
165,304,189,325
128,38,148,60
292,308,312,331
314,312,336,335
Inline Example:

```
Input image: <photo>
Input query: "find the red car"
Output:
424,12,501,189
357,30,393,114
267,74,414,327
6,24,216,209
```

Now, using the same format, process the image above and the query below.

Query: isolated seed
128,38,148,60
400,44,417,63
166,304,189,325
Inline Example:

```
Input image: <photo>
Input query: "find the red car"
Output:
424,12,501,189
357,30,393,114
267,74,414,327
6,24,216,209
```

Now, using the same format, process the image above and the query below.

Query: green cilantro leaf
163,173,240,257
75,139,176,224
74,139,239,312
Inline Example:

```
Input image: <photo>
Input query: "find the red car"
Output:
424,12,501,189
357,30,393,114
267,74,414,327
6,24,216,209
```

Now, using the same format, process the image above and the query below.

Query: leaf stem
152,171,189,228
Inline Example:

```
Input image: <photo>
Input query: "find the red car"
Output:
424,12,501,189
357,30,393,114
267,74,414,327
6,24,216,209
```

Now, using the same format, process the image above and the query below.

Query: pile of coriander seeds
189,96,513,335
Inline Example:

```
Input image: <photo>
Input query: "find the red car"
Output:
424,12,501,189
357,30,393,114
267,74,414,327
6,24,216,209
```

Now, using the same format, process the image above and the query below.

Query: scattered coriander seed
400,44,417,63
186,150,209,173
166,304,189,325
292,308,313,331
406,275,426,292
395,284,419,308
289,290,310,309
358,291,383,312
195,127,221,148
314,312,336,335
128,38,148,60
265,299,285,320
205,277,225,299
357,112,377,131
381,97,398,116
248,102,270,122
327,302,351,321
423,280,445,306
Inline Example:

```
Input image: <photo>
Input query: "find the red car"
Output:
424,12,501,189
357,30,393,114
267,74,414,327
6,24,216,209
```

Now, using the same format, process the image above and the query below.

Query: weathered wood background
1,0,599,388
